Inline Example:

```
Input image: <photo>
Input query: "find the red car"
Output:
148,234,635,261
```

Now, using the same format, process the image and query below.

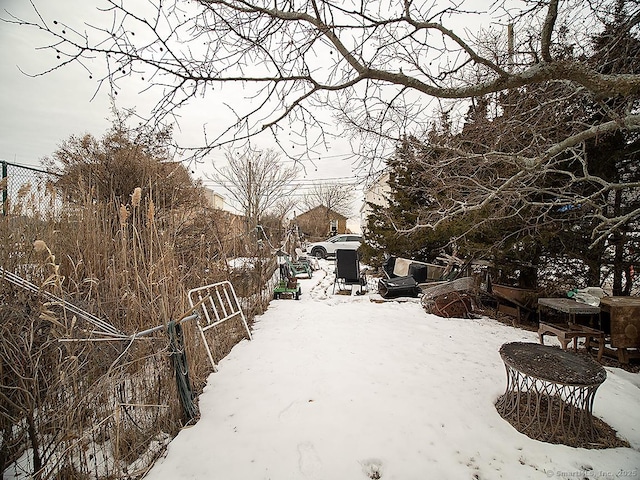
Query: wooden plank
498,303,519,318
491,284,538,308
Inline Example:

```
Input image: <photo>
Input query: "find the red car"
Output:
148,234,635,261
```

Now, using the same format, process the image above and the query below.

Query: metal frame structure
187,281,252,370
496,342,606,446
0,266,125,338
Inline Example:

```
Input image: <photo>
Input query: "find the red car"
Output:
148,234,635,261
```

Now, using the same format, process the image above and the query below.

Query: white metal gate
187,281,252,370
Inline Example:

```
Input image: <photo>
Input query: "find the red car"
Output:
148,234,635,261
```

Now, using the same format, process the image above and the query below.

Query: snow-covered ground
145,260,640,480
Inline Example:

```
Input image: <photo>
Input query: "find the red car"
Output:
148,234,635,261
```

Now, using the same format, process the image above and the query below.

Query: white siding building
204,188,226,210
360,171,391,232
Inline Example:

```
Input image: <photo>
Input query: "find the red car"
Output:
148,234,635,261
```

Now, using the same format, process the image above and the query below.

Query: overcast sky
0,0,509,224
1,1,106,167
0,0,363,191
0,0,500,166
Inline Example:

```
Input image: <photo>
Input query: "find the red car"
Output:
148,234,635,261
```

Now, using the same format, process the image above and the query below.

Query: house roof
294,205,348,221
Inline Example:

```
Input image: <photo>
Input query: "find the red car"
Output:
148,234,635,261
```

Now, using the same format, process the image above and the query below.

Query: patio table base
495,342,607,447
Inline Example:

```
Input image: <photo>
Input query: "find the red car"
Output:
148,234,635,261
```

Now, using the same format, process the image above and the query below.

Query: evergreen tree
585,3,640,294
361,135,451,267
364,6,640,292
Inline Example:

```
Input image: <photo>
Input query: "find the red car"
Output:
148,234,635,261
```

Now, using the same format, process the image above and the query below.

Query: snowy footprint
360,458,383,479
309,266,334,300
297,441,323,479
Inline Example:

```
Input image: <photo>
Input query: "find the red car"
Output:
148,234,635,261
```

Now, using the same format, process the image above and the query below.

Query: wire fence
1,255,277,479
1,161,61,218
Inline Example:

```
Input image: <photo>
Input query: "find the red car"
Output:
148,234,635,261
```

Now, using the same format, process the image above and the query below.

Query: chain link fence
1,161,61,218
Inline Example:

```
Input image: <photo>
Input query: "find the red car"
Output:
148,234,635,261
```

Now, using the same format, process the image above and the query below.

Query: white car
305,234,363,259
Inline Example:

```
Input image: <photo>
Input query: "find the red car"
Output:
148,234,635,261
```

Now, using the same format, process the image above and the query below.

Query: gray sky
0,0,365,230
0,0,360,185
0,0,115,167
0,0,507,226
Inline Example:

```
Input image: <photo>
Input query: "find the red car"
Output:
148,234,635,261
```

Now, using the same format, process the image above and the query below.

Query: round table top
499,342,606,386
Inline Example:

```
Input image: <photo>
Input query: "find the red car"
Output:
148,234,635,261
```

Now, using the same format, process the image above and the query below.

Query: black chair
333,249,366,295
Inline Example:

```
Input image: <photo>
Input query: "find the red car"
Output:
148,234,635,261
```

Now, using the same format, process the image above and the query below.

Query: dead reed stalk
1,178,276,478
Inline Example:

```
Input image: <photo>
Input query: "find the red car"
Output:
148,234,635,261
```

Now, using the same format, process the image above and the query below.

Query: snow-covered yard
145,261,640,480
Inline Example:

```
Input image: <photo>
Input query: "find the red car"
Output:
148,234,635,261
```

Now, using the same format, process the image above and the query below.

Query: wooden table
496,342,606,446
537,298,605,361
537,297,600,325
599,297,640,363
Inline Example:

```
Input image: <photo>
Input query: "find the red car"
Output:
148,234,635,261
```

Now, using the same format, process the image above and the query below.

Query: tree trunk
612,190,624,296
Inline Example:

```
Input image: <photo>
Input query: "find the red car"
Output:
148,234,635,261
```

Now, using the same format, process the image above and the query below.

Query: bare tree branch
4,0,639,250
5,0,638,155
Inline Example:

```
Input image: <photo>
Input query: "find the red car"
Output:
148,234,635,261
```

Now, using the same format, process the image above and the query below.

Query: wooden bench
538,322,605,361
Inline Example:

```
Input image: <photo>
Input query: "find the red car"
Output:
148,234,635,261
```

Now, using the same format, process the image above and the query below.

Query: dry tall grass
1,180,277,479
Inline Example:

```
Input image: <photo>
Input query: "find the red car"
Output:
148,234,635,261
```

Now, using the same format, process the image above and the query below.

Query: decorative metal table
496,342,606,446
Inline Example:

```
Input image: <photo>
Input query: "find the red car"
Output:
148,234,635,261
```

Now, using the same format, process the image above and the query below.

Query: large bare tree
211,147,300,232
303,183,353,218
6,0,640,239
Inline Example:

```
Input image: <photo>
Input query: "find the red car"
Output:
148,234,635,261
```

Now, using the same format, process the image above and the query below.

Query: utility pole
247,159,253,233
507,23,514,73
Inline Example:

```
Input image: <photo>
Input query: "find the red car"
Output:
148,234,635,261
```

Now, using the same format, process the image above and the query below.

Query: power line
202,175,366,187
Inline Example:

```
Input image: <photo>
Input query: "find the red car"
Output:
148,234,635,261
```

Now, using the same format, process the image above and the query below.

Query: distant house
360,171,391,232
203,188,226,210
292,205,349,241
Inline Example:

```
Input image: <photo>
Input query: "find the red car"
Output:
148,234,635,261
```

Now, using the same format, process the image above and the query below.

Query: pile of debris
420,277,480,318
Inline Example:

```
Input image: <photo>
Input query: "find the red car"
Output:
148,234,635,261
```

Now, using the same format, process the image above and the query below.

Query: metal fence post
1,160,7,216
